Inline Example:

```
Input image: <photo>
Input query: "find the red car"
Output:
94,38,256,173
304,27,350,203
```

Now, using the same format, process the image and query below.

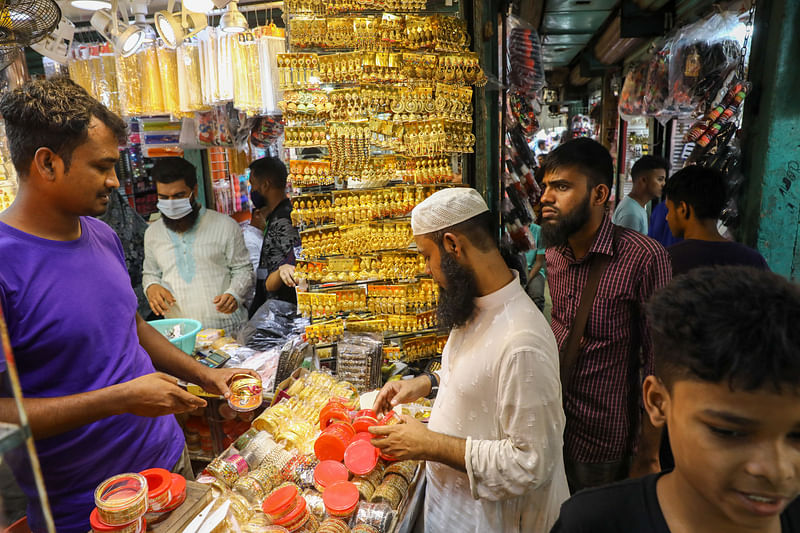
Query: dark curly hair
0,77,127,177
631,155,670,180
647,265,800,391
541,138,614,191
151,157,198,189
249,156,288,189
663,164,727,220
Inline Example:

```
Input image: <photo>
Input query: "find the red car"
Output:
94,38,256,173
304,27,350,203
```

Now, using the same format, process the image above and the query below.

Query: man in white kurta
370,188,569,533
143,206,254,333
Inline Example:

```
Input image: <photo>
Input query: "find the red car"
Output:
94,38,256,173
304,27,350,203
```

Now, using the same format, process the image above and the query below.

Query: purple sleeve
102,220,128,272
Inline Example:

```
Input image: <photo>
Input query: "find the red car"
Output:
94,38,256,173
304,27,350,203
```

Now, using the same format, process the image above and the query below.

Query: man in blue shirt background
612,155,669,234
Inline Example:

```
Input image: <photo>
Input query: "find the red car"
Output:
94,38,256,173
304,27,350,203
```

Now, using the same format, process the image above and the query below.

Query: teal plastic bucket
148,318,202,354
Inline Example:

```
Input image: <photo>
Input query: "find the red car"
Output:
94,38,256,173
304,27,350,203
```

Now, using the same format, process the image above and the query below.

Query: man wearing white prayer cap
370,187,569,533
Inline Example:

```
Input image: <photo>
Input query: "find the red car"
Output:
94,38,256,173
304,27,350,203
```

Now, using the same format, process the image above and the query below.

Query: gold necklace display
284,0,482,351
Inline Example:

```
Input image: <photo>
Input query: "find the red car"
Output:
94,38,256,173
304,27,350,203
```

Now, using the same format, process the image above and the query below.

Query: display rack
0,306,54,532
283,0,484,372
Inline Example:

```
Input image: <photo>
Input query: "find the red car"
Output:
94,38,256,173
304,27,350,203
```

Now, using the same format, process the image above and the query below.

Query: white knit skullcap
411,187,489,236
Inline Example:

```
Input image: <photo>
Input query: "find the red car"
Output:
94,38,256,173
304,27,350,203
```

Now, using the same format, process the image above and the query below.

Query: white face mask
158,194,194,220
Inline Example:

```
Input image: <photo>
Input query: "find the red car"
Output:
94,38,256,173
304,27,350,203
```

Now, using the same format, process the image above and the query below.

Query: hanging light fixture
90,1,145,57
31,16,76,63
219,1,247,33
131,2,157,45
155,0,208,48
183,0,215,14
70,0,112,10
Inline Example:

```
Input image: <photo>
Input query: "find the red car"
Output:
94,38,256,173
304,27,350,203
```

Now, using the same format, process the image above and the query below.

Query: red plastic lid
161,491,186,513
328,421,356,439
344,440,379,476
168,474,186,502
352,432,373,443
314,460,349,489
273,495,307,527
90,508,141,531
314,432,348,462
352,416,379,434
140,468,171,501
355,409,377,419
322,481,359,513
320,405,351,430
262,485,299,517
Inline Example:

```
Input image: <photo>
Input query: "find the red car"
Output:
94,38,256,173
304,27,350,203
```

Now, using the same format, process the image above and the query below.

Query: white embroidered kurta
143,209,255,333
425,273,569,533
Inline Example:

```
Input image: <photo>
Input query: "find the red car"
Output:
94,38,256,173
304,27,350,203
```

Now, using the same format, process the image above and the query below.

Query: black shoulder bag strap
559,226,620,386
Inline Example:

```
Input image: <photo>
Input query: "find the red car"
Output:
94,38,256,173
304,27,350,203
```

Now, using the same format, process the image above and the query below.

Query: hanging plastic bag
98,44,120,115
642,41,671,122
232,31,263,116
199,27,221,106
507,90,540,139
250,116,285,148
138,42,165,115
618,62,648,121
217,31,236,103
67,46,93,94
665,13,742,117
112,49,140,117
196,109,218,145
507,14,546,95
177,39,206,112
257,27,286,114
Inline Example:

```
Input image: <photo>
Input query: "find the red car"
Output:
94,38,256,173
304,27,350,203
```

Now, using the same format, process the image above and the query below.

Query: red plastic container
314,422,356,462
263,485,303,522
313,460,349,492
274,496,309,531
352,432,374,443
322,481,360,519
319,401,351,430
140,468,172,512
344,439,379,476
352,409,379,433
162,474,187,511
89,509,145,533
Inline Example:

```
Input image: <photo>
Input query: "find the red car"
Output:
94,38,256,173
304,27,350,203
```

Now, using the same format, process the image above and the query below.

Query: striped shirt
546,215,671,463
143,208,255,334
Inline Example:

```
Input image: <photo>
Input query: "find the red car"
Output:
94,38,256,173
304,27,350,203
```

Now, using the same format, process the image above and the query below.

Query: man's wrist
112,381,133,416
413,375,432,398
421,372,438,399
224,290,241,305
143,281,160,294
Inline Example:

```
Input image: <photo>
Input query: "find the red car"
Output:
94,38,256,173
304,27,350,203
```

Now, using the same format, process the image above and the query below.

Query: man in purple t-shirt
0,79,256,532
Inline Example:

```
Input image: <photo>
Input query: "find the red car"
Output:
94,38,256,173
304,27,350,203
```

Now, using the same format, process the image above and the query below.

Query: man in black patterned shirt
248,157,299,315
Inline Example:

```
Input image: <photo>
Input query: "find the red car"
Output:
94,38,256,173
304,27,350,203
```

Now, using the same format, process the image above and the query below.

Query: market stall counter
88,367,425,533
182,369,426,532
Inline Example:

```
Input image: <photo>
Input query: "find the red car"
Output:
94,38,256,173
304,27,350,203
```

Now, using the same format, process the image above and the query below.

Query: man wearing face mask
247,156,300,315
143,157,255,333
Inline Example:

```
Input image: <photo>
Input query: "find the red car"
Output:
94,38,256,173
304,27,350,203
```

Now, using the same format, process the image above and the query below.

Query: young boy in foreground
551,265,800,532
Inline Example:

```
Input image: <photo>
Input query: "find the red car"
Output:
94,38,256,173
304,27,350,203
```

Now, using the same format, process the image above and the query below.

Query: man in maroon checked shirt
539,138,672,494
